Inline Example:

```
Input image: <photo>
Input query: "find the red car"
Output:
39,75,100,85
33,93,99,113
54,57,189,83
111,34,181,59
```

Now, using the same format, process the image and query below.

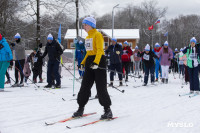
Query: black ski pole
107,83,125,93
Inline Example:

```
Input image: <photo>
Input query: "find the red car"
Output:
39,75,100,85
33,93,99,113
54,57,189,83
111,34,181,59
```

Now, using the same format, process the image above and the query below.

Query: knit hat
47,34,53,40
145,44,150,51
190,37,196,44
0,34,2,41
124,41,128,45
14,33,21,39
155,43,160,47
175,48,178,51
135,46,138,49
164,41,168,46
180,48,183,51
82,16,96,28
111,38,117,42
119,43,122,46
79,40,83,44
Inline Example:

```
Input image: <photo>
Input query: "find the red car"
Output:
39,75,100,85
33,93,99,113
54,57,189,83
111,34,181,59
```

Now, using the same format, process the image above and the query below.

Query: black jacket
138,50,158,67
42,39,63,61
29,51,43,69
105,43,123,64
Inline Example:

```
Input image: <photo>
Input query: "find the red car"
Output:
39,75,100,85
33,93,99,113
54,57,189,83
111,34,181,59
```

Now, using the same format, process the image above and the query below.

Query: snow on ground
1,67,200,133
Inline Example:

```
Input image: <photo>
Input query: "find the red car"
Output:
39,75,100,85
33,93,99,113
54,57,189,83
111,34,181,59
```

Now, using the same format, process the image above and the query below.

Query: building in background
64,29,140,49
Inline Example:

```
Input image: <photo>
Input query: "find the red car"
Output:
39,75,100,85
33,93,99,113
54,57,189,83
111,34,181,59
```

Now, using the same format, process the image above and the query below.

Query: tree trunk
36,0,41,47
75,0,79,38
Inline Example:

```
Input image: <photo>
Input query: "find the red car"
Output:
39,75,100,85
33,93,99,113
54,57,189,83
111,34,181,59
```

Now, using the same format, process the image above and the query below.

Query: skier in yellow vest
72,16,112,120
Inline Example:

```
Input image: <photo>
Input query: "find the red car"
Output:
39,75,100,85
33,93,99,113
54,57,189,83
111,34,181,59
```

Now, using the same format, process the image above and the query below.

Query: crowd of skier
0,16,200,119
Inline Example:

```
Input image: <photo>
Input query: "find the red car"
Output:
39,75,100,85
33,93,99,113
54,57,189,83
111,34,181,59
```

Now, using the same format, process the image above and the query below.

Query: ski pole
107,83,125,93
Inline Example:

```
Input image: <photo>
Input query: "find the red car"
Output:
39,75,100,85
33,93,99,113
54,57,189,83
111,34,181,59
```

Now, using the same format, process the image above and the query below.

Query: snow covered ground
1,66,200,133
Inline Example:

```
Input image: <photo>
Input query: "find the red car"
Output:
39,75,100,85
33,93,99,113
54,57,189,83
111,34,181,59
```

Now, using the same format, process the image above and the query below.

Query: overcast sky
81,0,200,20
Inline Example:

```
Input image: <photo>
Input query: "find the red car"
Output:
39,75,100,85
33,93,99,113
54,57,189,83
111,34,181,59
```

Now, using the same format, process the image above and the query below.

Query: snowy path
1,68,200,133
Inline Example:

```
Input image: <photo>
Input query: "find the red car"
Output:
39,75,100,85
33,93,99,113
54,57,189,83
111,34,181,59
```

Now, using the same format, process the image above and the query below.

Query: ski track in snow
1,68,200,133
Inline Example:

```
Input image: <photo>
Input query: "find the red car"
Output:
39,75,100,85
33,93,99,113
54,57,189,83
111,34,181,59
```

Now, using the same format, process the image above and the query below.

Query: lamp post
112,4,119,38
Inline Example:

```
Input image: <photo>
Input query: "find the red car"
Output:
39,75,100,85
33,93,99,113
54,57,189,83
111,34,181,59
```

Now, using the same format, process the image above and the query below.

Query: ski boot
19,83,24,87
108,82,113,87
142,83,147,86
12,83,19,87
161,78,164,83
38,78,43,83
165,79,168,84
54,84,61,89
44,84,52,88
100,107,113,120
5,80,11,84
72,107,84,118
33,79,37,83
155,78,158,82
119,81,123,86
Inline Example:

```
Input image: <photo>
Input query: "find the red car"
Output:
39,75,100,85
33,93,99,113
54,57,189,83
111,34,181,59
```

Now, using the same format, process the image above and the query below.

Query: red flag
148,25,154,30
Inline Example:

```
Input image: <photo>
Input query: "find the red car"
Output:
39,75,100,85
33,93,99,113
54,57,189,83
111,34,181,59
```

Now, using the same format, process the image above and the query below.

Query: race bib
134,53,137,57
33,57,38,63
189,53,197,60
85,38,93,51
143,54,150,61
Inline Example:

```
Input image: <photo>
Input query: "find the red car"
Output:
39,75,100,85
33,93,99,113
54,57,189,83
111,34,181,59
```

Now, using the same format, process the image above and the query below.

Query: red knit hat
0,34,2,41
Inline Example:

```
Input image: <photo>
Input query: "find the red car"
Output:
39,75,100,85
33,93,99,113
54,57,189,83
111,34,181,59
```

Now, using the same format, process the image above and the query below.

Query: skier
174,48,179,73
42,34,63,88
0,33,13,91
75,40,86,78
72,16,112,120
106,38,123,86
5,60,13,84
121,41,132,81
30,48,43,83
178,48,185,77
152,43,162,81
137,44,158,86
158,41,173,83
11,33,26,87
181,37,200,94
132,45,141,77
23,56,31,83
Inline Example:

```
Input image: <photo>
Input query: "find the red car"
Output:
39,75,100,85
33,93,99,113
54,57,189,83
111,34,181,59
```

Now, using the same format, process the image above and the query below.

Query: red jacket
121,46,133,62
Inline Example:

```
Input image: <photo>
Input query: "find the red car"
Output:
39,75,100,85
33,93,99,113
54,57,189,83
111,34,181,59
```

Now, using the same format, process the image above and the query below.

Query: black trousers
15,59,25,84
6,70,10,81
33,66,42,80
110,63,122,81
77,55,111,109
122,62,129,80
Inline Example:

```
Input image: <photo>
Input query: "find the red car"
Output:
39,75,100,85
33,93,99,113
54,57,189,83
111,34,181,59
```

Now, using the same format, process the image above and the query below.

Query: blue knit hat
47,34,53,40
124,41,128,45
175,48,178,51
135,46,138,49
82,16,96,28
14,33,21,39
164,41,168,46
180,48,183,51
190,37,197,44
111,38,117,42
155,43,160,47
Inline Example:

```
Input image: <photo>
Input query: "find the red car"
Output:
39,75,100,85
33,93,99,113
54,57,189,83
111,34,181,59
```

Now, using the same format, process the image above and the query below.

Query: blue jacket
0,37,13,61
75,43,86,61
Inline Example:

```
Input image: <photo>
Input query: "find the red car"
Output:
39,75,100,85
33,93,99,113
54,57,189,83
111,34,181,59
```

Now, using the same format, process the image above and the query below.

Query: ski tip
66,126,71,129
62,98,66,101
122,90,125,93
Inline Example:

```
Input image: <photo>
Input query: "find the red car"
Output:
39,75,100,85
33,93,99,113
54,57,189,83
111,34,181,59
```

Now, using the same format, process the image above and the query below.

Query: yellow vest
81,29,105,65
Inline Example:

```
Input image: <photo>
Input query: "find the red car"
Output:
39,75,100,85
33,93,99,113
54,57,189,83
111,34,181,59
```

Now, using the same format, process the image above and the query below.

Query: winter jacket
105,43,123,64
158,47,173,66
182,45,200,68
12,40,26,61
42,39,63,61
23,57,31,77
0,37,13,61
138,50,158,67
81,29,104,65
121,46,133,62
75,43,86,62
152,47,161,65
29,51,43,69
133,49,141,62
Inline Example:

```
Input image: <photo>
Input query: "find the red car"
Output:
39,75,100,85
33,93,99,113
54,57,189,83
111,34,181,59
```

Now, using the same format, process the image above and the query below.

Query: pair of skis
179,93,199,98
45,112,117,129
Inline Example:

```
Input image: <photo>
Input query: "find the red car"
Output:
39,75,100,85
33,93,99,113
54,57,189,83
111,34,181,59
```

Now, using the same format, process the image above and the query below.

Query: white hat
14,33,21,39
145,44,150,51
164,41,168,46
47,34,53,40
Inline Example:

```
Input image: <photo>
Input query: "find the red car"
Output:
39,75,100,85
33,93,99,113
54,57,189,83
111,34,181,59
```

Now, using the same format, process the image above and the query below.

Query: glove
79,64,84,71
126,51,129,54
116,51,120,55
10,43,15,47
39,43,42,48
90,62,98,69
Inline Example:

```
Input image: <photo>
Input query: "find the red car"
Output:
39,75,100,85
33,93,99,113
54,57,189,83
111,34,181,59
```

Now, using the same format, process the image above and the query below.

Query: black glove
90,62,98,69
10,43,15,47
39,43,42,48
126,51,129,54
